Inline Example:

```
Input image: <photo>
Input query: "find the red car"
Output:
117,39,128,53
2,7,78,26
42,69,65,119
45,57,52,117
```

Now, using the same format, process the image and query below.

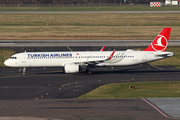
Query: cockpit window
10,57,17,59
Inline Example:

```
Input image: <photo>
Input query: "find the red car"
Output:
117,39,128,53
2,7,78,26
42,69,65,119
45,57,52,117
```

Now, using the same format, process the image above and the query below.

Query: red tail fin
143,28,171,52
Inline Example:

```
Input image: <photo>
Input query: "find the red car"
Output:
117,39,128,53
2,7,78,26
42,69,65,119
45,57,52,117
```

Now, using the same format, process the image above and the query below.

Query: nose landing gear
23,67,26,75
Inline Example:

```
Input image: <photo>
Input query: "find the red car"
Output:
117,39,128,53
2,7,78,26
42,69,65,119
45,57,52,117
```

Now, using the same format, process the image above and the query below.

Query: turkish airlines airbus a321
4,28,173,75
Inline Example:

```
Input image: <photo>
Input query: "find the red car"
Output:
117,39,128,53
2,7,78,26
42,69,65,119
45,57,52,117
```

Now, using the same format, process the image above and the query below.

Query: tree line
0,0,165,4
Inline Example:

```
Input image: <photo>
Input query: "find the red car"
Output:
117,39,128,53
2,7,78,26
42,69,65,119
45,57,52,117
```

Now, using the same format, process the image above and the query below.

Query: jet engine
64,63,79,73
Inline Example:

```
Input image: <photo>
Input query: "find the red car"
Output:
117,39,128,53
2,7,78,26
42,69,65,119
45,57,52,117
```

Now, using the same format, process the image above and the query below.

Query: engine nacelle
64,63,79,73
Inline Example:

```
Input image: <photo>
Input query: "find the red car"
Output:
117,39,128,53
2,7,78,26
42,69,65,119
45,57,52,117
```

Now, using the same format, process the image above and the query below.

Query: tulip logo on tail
151,35,167,51
143,28,171,52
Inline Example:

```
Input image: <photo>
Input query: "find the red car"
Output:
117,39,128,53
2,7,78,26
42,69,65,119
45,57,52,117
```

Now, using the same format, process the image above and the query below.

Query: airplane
4,28,173,75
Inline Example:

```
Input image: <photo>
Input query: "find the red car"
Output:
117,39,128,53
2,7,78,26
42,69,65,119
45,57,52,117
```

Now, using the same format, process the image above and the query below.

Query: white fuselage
4,50,173,68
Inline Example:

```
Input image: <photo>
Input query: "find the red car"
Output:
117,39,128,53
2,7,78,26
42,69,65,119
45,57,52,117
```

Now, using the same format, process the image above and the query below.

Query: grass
0,6,180,11
0,49,15,66
1,26,179,40
1,26,180,40
78,81,180,99
1,13,180,26
0,13,180,40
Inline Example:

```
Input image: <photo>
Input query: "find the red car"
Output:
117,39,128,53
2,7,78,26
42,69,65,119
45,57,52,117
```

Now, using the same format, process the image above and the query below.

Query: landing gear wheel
23,67,26,75
86,69,92,75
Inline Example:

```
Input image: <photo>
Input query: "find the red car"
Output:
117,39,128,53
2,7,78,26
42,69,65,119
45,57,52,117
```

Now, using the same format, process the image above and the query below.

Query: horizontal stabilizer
155,52,174,57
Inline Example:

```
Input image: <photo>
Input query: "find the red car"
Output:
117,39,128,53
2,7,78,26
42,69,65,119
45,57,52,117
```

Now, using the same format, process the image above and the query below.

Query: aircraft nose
4,60,10,66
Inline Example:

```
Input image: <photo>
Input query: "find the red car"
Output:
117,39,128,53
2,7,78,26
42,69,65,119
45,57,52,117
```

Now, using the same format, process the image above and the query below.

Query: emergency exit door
21,53,26,63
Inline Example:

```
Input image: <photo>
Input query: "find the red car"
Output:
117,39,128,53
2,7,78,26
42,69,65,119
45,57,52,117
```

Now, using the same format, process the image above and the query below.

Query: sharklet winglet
108,50,115,60
100,46,105,51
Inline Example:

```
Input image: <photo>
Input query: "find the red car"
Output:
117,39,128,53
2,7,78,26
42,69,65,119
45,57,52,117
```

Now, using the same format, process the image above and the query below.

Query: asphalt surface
1,46,141,54
1,40,180,47
0,64,179,100
0,46,179,120
1,11,180,14
0,99,171,120
0,65,179,120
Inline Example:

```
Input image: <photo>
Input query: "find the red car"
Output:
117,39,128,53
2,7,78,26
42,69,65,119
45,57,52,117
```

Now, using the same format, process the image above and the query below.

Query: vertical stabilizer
143,28,171,52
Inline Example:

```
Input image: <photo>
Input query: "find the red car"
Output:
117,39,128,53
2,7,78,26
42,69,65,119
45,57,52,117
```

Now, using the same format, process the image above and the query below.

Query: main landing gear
86,69,92,75
23,67,26,75
85,66,92,75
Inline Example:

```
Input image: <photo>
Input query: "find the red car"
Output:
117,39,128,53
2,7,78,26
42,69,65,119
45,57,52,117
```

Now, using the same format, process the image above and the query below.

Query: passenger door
21,53,26,63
